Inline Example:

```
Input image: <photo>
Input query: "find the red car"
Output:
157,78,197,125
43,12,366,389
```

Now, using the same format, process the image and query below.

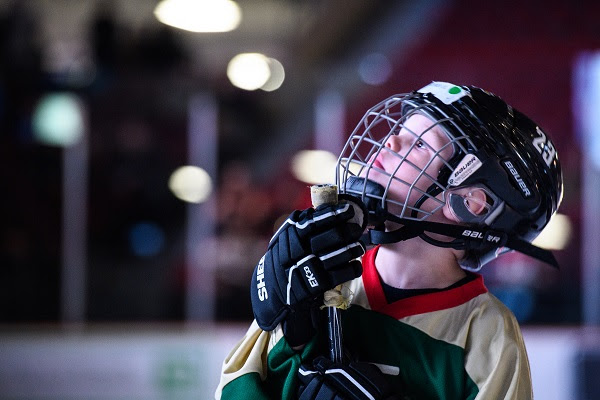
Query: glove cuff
283,302,321,347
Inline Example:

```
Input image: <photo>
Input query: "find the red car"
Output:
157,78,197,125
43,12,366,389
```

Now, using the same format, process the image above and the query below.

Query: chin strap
343,176,559,269
361,213,559,269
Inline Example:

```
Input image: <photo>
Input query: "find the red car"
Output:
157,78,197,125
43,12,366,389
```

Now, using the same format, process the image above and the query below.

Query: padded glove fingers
319,242,366,271
310,223,365,254
294,202,359,240
250,197,367,335
298,356,401,400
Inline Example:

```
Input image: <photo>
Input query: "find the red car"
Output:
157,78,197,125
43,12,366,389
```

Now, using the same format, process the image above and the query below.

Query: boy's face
360,113,454,216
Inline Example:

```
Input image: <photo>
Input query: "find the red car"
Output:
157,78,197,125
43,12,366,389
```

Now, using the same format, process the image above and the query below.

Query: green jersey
216,246,532,399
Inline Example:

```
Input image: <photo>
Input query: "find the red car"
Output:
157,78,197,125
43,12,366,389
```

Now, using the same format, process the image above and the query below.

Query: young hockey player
215,82,563,399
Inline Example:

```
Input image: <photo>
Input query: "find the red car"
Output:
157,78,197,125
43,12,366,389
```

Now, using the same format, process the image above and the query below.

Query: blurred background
1,0,600,398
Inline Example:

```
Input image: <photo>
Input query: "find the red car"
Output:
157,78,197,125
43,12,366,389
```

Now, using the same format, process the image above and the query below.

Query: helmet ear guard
445,186,504,226
344,176,388,229
447,193,486,224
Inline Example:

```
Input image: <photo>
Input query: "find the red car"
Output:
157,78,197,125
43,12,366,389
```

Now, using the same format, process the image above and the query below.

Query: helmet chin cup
344,176,388,229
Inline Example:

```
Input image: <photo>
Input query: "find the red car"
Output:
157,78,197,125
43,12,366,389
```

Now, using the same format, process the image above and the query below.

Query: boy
215,82,563,399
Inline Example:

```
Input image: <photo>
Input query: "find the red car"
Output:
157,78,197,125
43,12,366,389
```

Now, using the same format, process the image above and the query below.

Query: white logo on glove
256,256,268,301
304,265,319,288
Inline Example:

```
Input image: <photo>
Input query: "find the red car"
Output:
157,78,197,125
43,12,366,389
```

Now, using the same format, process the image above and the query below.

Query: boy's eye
415,139,426,149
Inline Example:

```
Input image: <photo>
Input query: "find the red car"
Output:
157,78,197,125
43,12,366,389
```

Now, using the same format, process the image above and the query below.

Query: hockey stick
310,184,345,363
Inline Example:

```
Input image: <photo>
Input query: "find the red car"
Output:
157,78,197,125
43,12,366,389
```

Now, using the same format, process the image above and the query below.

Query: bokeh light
532,213,572,250
154,0,241,33
227,53,271,91
168,166,213,203
32,93,85,147
128,222,166,257
358,53,392,86
260,58,285,91
291,150,338,184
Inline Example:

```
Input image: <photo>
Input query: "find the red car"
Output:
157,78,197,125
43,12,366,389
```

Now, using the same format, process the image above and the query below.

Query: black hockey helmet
336,81,563,270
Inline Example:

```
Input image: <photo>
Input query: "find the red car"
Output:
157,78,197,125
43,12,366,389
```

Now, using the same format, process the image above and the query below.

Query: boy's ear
443,187,488,223
464,188,488,216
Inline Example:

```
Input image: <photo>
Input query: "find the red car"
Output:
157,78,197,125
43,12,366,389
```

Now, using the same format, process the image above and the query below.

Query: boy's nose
385,134,404,154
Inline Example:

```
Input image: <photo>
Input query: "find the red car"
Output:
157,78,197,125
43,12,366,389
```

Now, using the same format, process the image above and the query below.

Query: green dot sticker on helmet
418,81,468,104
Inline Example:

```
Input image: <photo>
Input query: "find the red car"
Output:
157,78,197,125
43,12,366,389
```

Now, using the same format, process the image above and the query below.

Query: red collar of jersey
361,245,488,319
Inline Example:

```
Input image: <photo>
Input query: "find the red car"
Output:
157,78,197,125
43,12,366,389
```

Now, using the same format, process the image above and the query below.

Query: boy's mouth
371,158,385,171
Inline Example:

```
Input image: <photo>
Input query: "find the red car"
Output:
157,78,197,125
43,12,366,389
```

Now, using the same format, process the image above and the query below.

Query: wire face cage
336,92,477,222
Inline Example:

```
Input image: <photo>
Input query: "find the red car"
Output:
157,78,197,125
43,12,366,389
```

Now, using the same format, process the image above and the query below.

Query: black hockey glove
250,196,366,345
298,356,401,400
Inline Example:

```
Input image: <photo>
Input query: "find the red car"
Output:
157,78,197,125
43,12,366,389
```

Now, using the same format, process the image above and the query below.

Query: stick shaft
311,184,344,363
328,307,343,362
